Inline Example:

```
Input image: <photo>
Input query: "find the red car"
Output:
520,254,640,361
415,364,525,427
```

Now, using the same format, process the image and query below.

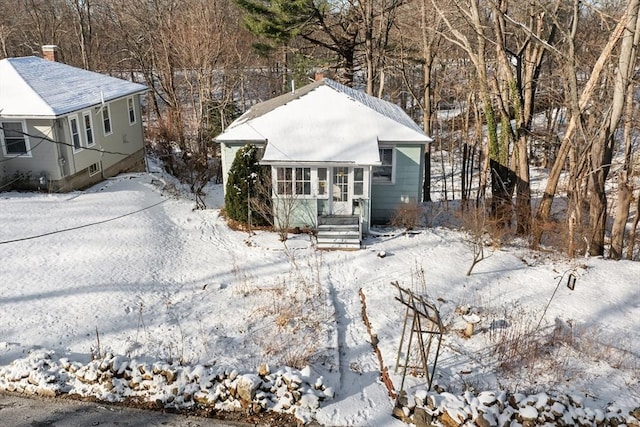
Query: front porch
316,215,361,250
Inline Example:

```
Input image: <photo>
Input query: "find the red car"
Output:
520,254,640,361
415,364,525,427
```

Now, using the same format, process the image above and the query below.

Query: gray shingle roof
0,56,147,118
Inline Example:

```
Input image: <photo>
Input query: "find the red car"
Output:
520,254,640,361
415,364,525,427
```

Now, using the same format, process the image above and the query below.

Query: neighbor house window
317,168,327,196
88,162,100,176
69,116,81,151
83,112,94,146
372,147,394,183
276,167,311,196
353,167,364,196
127,97,136,124
102,104,112,135
1,121,30,156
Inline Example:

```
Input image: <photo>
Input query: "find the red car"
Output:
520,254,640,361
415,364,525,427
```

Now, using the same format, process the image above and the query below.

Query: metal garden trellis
392,281,444,395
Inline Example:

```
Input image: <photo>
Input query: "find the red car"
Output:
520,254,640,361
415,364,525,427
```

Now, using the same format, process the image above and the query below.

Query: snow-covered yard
1,172,639,425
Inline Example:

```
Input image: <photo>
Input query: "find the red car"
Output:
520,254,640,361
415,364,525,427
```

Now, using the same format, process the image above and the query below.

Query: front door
332,167,351,214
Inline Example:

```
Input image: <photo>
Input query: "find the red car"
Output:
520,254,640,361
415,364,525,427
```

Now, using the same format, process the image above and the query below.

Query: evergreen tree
224,144,271,226
233,0,313,53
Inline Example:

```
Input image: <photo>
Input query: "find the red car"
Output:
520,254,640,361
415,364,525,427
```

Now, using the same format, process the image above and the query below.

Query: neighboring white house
216,78,431,249
0,46,147,191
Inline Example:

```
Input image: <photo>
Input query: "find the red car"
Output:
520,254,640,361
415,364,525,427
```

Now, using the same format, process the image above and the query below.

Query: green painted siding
220,141,265,196
371,144,424,224
273,197,318,229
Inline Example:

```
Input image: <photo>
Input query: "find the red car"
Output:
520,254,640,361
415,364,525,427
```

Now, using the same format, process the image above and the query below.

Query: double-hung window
295,167,311,195
317,168,328,197
127,97,136,125
83,112,94,146
353,167,364,196
69,116,82,151
102,104,112,135
1,121,30,156
372,147,394,183
275,167,311,196
276,168,293,195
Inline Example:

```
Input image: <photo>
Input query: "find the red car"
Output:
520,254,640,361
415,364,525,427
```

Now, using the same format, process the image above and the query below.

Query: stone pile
396,389,640,427
0,349,333,423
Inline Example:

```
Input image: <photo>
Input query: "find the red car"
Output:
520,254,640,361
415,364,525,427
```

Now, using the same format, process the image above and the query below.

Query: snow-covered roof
0,56,147,119
216,78,431,165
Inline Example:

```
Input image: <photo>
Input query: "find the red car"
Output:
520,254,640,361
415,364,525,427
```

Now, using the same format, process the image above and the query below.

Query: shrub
224,144,271,226
390,201,422,229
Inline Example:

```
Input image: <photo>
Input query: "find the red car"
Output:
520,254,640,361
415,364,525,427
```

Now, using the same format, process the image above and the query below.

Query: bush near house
224,144,271,226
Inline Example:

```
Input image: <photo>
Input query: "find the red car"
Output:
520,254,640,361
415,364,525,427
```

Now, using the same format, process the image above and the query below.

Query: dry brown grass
391,202,423,230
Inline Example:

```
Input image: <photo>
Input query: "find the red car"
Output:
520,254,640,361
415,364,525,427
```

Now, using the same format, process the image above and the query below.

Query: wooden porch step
316,220,361,250
316,237,361,250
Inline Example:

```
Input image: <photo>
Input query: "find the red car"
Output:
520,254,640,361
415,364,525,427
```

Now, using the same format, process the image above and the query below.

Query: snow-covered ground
0,171,639,425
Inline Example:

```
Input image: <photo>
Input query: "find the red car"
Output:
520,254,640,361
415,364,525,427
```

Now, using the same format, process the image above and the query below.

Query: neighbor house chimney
42,45,59,62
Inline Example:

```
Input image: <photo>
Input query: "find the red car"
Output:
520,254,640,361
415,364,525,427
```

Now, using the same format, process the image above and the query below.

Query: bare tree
532,0,635,250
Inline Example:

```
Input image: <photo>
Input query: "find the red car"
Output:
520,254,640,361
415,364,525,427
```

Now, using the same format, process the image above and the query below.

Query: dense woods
2,0,639,260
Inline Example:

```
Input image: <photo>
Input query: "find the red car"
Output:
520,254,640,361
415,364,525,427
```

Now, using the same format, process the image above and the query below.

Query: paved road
0,393,248,427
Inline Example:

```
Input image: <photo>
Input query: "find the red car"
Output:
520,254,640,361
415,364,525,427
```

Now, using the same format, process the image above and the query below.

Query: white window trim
127,96,137,125
88,162,101,176
68,115,83,153
83,111,95,147
102,103,113,136
315,168,329,199
0,120,32,157
352,167,367,198
273,167,314,199
372,146,396,184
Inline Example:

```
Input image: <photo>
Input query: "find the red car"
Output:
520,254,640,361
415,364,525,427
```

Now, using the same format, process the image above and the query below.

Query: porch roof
216,79,431,165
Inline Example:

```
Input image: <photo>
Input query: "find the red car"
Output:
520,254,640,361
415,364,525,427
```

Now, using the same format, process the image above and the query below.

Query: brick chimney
314,71,325,81
42,45,59,62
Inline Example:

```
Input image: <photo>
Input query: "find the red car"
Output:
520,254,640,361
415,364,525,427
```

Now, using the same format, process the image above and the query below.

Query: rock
236,374,262,403
193,391,210,405
474,413,492,427
27,373,39,386
440,411,463,427
252,402,264,413
518,405,538,421
257,364,269,377
414,390,429,407
413,407,433,427
551,401,566,417
161,369,175,384
299,393,319,410
228,369,239,381
631,407,640,421
477,391,496,406
323,387,334,399
36,388,57,398
392,406,409,422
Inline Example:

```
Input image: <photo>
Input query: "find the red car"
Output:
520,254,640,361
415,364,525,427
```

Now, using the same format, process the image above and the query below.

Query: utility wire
0,137,48,163
0,198,167,245
0,124,134,161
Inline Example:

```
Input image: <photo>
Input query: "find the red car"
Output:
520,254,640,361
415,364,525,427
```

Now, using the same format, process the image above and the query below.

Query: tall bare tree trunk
610,0,640,258
532,0,632,248
588,0,640,256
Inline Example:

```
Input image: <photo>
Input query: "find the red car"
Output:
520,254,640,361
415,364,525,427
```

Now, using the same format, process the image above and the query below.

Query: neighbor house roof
0,56,147,119
216,78,431,165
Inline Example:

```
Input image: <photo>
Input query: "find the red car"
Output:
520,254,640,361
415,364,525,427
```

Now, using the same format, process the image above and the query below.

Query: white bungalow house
216,78,431,249
0,46,147,191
